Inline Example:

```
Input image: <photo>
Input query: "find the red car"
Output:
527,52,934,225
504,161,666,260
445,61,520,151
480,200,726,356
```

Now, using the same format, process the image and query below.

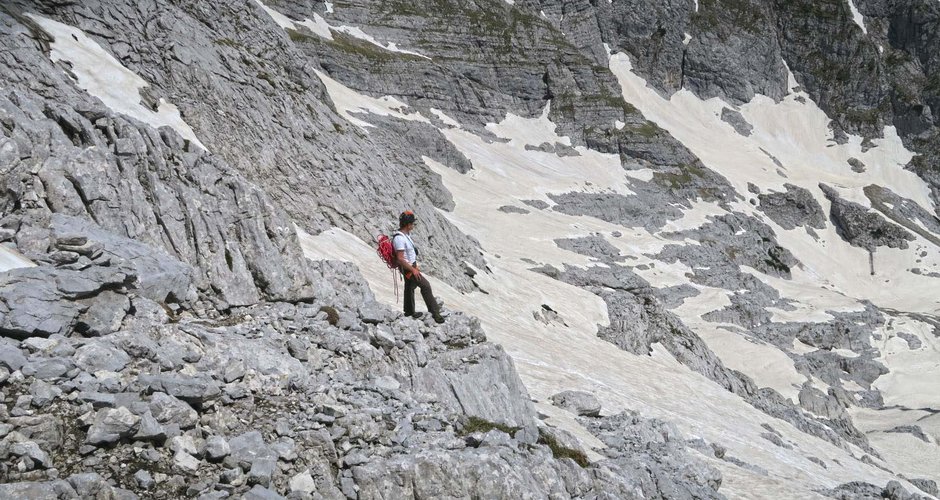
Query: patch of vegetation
380,0,564,56
214,38,241,48
327,31,426,62
256,71,277,87
211,314,251,328
538,432,590,468
763,247,791,274
287,28,317,44
695,0,768,35
630,121,663,139
787,0,844,22
844,107,881,127
319,305,340,326
458,416,519,436
652,162,704,190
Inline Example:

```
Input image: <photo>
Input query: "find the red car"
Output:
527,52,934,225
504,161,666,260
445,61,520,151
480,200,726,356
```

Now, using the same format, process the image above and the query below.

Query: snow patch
486,103,572,148
330,25,430,59
846,0,868,34
609,52,940,314
872,316,940,409
0,246,35,273
27,14,207,151
254,0,298,30
429,108,461,128
255,0,428,58
683,33,692,45
296,15,334,40
313,70,429,129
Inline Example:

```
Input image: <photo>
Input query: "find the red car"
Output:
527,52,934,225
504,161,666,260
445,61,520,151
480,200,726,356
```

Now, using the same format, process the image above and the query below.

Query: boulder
73,343,130,373
76,291,130,336
205,435,231,461
140,374,220,406
289,470,317,494
51,215,195,304
0,267,87,338
550,390,602,417
149,392,199,429
0,343,27,371
226,431,277,470
85,407,141,445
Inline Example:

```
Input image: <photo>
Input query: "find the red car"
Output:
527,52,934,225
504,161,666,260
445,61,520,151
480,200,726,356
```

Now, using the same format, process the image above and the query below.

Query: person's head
399,210,417,231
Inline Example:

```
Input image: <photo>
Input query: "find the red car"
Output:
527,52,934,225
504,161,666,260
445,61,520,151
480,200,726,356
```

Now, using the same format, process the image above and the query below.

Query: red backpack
376,232,402,301
376,232,401,269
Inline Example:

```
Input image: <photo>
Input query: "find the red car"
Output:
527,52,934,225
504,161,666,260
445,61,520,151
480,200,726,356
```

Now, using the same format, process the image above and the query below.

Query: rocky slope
1,0,940,498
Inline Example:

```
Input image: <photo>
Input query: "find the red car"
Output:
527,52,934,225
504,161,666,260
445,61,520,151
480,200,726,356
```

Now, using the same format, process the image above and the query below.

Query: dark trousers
403,272,440,316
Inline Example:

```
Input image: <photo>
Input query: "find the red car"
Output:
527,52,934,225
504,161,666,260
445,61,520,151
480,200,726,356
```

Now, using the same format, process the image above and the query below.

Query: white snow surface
0,246,35,273
606,51,940,487
430,108,461,128
313,70,429,129
300,88,937,496
847,0,868,34
300,42,940,495
27,14,207,151
255,0,429,58
609,52,940,314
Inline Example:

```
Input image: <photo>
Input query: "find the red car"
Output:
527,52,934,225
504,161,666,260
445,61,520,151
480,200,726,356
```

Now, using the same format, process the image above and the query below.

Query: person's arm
396,249,421,279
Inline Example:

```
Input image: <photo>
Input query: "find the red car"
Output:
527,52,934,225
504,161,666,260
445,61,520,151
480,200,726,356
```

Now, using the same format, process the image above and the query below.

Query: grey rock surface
821,184,915,251
550,390,602,417
85,407,141,445
721,107,754,136
757,184,827,231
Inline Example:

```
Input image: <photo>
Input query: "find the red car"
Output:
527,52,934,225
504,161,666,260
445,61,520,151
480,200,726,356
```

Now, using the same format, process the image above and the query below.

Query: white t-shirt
392,232,417,264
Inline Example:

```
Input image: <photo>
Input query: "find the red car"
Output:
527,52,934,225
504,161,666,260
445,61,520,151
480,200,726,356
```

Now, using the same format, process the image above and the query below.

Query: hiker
393,210,445,324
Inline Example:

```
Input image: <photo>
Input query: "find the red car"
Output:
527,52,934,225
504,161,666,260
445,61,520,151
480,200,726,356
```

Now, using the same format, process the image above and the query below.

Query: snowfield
298,56,940,497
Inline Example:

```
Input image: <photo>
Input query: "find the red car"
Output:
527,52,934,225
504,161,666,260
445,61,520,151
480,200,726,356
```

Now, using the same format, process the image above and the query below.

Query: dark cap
399,210,416,228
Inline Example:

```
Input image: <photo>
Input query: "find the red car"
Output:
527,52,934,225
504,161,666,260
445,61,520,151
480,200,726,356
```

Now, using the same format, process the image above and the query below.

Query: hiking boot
433,313,445,324
406,312,424,319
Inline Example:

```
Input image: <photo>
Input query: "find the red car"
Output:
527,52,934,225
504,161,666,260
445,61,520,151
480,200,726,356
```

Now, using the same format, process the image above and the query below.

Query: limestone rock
85,407,140,445
550,390,602,417
73,343,130,373
76,291,130,336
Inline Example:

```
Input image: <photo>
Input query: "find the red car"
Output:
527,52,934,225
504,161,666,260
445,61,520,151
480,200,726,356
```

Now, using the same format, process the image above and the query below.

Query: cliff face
1,0,939,498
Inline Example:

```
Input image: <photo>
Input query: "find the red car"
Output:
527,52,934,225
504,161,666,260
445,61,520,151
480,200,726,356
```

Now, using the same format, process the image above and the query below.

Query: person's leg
403,274,417,316
416,275,443,321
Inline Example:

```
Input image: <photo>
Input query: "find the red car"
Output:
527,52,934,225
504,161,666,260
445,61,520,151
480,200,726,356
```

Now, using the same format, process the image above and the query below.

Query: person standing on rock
394,210,445,324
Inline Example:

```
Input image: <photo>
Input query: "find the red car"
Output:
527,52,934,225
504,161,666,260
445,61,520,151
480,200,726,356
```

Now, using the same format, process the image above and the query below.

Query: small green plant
214,38,240,48
538,432,590,468
256,71,277,87
459,416,519,436
631,121,662,138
